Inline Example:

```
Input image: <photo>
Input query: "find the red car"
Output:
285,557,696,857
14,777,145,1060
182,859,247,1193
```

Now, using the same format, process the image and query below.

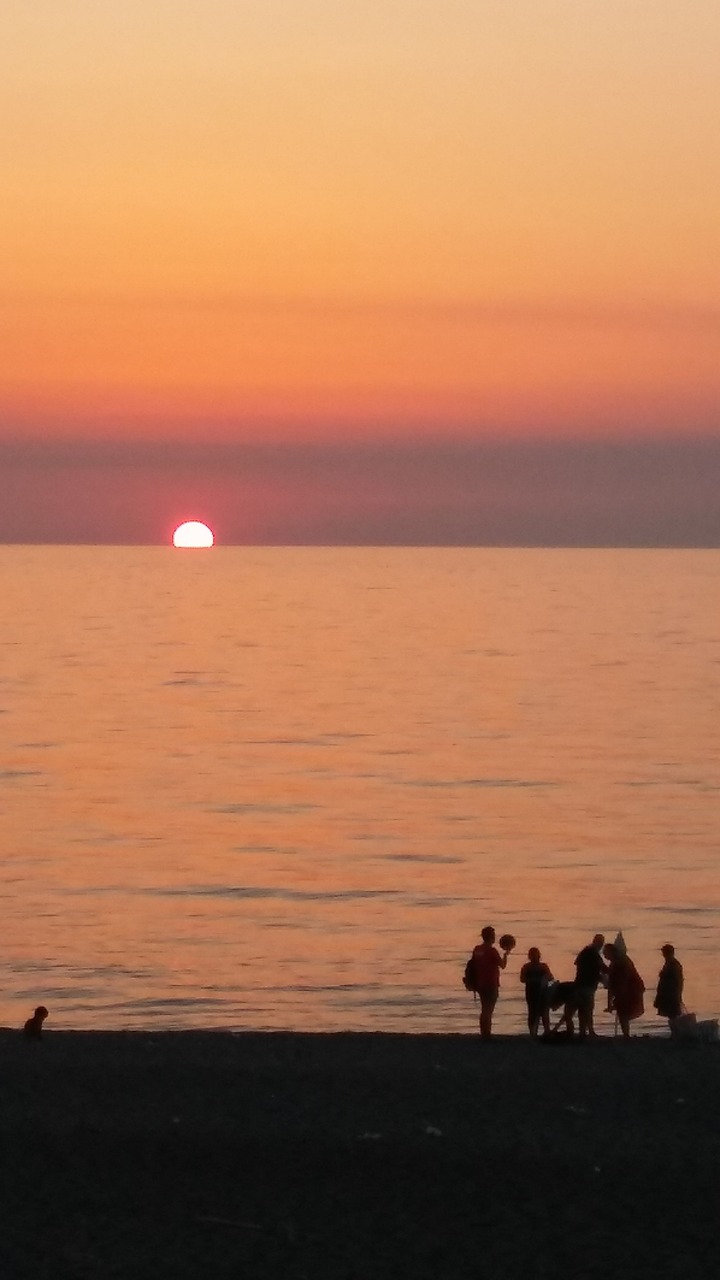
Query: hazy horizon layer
1,435,719,546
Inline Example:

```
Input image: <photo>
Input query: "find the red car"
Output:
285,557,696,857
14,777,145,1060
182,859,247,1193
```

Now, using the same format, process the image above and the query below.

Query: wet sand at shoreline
1,1029,717,1279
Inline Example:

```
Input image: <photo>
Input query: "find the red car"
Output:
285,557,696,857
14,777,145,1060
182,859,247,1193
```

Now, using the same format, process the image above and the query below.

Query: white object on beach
670,1013,719,1043
671,1012,697,1039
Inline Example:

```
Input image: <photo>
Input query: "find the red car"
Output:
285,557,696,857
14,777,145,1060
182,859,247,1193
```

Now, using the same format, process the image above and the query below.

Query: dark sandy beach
1,1029,717,1279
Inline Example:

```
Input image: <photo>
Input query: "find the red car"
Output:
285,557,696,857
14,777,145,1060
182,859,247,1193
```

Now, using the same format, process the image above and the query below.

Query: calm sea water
1,547,718,1034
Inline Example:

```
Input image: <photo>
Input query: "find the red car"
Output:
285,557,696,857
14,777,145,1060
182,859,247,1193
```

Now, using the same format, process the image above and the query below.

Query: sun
172,520,215,548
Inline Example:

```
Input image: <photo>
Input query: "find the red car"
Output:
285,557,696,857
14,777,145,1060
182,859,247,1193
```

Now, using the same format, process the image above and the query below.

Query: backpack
462,956,478,993
464,944,500,995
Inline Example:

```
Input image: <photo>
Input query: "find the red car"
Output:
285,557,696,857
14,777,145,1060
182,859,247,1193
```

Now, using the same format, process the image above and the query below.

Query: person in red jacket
603,942,645,1037
471,926,510,1039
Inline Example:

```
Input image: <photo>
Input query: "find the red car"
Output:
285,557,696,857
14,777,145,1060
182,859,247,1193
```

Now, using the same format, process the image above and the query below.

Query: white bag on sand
670,1013,719,1043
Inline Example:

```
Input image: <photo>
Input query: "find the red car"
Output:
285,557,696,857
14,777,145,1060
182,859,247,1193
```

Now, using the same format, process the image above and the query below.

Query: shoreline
2,1029,717,1278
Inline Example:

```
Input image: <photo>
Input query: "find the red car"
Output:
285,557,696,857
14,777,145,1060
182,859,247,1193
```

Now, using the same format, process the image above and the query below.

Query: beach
1,1029,717,1279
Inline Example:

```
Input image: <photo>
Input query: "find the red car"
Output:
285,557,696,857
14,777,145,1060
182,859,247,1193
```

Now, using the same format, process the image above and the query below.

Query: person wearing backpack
471,926,510,1039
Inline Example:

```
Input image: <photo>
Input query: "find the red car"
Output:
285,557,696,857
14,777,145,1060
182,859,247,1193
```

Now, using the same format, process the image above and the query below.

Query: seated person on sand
603,944,645,1038
23,1006,49,1040
520,947,554,1037
653,944,684,1025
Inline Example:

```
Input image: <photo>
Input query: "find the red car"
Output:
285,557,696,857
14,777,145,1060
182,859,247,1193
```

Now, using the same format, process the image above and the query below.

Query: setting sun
172,521,214,548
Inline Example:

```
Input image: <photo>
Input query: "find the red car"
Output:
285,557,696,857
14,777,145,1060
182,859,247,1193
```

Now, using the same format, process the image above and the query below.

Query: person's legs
576,988,594,1039
619,1013,630,1038
549,982,575,1035
479,989,498,1039
526,995,539,1036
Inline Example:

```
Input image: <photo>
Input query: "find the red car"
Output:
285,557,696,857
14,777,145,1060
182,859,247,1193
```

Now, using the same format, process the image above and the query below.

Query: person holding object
471,926,514,1039
603,942,645,1037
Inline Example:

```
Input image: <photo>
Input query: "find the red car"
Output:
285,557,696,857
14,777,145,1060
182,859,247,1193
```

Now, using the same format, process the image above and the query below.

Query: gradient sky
2,1,719,543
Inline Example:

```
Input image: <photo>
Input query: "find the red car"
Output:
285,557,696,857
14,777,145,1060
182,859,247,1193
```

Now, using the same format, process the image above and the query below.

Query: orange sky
2,0,719,445
2,2,720,543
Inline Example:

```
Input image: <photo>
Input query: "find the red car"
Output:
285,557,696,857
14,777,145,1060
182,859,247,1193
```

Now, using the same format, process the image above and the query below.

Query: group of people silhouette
468,927,684,1040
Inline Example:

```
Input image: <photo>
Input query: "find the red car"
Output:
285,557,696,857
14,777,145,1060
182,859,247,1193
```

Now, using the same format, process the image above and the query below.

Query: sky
1,0,719,544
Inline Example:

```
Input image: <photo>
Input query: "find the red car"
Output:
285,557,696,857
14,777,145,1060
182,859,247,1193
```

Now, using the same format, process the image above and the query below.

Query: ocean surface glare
1,547,718,1034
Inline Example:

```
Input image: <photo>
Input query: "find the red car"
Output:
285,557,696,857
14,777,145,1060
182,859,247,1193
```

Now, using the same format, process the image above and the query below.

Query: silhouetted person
654,944,684,1023
470,926,510,1039
574,934,609,1039
23,1006,48,1040
603,943,645,1037
520,947,554,1036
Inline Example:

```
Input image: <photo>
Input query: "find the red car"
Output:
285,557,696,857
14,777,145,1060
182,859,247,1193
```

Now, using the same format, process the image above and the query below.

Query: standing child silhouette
520,948,554,1036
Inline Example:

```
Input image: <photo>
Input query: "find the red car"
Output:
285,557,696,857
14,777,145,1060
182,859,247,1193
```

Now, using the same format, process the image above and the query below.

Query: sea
1,546,718,1035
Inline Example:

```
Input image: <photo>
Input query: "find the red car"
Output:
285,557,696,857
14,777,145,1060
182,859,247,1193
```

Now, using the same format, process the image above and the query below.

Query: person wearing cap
654,944,684,1023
